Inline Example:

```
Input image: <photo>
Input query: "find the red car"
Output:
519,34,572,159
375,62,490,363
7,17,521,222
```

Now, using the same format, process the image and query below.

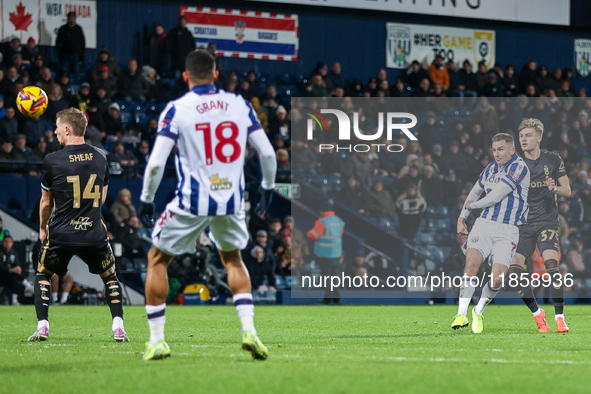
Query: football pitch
1,304,590,394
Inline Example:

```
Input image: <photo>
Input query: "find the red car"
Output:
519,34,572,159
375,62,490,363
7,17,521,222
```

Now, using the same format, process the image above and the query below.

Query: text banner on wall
1,0,96,48
248,0,570,26
39,0,97,48
386,23,495,69
181,7,299,61
2,0,40,42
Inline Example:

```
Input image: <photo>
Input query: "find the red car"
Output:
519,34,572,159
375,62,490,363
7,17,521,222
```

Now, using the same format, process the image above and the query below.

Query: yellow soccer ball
16,86,48,118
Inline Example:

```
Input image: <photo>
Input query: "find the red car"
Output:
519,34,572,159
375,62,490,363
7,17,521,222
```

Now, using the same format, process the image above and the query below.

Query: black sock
34,273,52,321
103,274,123,319
506,264,539,313
545,259,564,315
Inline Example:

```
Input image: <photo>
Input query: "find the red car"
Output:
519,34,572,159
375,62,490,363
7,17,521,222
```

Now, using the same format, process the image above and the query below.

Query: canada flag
3,0,39,40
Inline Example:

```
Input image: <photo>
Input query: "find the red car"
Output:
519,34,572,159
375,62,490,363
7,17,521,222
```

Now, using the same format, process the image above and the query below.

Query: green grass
1,304,590,394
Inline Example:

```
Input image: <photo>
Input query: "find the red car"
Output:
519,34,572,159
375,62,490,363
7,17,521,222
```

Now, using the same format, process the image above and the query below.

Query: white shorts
152,205,249,255
467,217,519,268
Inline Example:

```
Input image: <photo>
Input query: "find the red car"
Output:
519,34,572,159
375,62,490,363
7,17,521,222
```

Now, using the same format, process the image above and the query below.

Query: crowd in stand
2,11,591,292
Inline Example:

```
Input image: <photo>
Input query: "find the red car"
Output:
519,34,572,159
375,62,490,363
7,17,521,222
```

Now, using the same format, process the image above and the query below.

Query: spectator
482,72,505,97
418,165,441,207
58,73,74,102
86,101,106,137
337,176,367,214
11,54,27,75
105,103,125,137
276,148,290,182
55,12,86,74
23,116,48,148
396,184,427,242
344,152,372,190
284,216,309,260
89,49,120,81
0,235,33,305
419,111,444,152
142,65,169,102
268,105,289,143
0,216,10,241
116,217,146,260
275,229,293,276
267,218,283,253
3,38,22,67
503,64,518,96
413,78,431,97
70,82,91,112
44,84,69,122
0,53,5,74
244,245,276,294
404,60,431,91
32,139,50,161
245,71,261,98
134,141,151,166
0,107,18,143
368,178,397,219
291,139,317,176
557,80,574,98
110,188,139,225
442,169,463,208
346,250,371,277
519,60,537,94
0,141,15,173
428,55,449,91
472,97,499,136
168,15,196,77
28,55,45,82
42,126,60,153
0,70,9,99
147,24,168,75
141,118,158,147
21,37,40,65
92,65,117,99
474,61,488,93
117,59,148,102
12,134,35,163
441,141,467,179
535,65,553,93
36,67,55,93
108,141,136,172
328,62,344,89
565,239,586,276
250,97,268,132
51,273,74,305
390,78,411,98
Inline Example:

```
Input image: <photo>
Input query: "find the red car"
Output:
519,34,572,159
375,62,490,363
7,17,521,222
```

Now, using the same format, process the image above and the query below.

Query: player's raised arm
138,104,177,227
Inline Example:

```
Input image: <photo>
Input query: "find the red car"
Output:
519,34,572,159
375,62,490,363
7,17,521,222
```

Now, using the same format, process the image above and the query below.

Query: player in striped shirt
138,50,277,360
451,133,530,333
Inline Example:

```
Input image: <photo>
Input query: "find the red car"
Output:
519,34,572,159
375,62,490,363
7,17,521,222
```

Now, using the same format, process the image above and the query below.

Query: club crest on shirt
509,164,526,183
209,174,232,191
471,237,479,243
544,165,550,176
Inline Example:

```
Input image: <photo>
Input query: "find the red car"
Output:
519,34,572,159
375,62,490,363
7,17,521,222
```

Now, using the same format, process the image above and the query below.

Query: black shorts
516,220,559,258
38,240,115,277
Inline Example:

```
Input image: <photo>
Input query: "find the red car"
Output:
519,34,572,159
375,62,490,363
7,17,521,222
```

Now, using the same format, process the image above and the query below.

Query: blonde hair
57,108,87,137
518,118,544,136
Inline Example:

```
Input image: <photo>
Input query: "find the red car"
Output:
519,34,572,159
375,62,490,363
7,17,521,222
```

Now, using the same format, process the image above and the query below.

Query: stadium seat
415,232,435,245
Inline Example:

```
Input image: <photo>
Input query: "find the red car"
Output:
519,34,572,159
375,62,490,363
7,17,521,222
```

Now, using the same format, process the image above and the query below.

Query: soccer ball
16,86,48,118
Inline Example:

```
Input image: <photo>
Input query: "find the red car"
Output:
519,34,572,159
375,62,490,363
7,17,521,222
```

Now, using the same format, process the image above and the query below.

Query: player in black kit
28,108,129,342
507,119,571,333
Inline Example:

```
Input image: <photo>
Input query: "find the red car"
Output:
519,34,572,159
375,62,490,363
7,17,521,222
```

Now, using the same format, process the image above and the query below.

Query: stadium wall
94,0,591,91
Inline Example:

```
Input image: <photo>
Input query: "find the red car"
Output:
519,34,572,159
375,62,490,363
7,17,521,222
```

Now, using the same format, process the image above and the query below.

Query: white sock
458,276,478,316
112,316,124,331
233,293,256,335
11,294,18,304
60,292,69,304
555,314,565,320
146,303,166,346
37,320,49,330
52,292,58,303
532,308,542,316
475,282,500,314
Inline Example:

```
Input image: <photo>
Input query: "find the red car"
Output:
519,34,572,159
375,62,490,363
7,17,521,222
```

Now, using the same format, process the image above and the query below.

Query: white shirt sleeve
247,128,277,190
140,136,175,203
470,181,513,210
459,182,485,219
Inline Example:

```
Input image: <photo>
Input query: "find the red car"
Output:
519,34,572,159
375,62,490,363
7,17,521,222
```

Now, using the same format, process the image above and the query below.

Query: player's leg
81,243,129,342
472,262,508,333
60,273,74,304
144,245,174,357
50,274,60,304
29,243,69,341
542,248,568,332
452,248,484,329
506,253,548,332
211,213,268,360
